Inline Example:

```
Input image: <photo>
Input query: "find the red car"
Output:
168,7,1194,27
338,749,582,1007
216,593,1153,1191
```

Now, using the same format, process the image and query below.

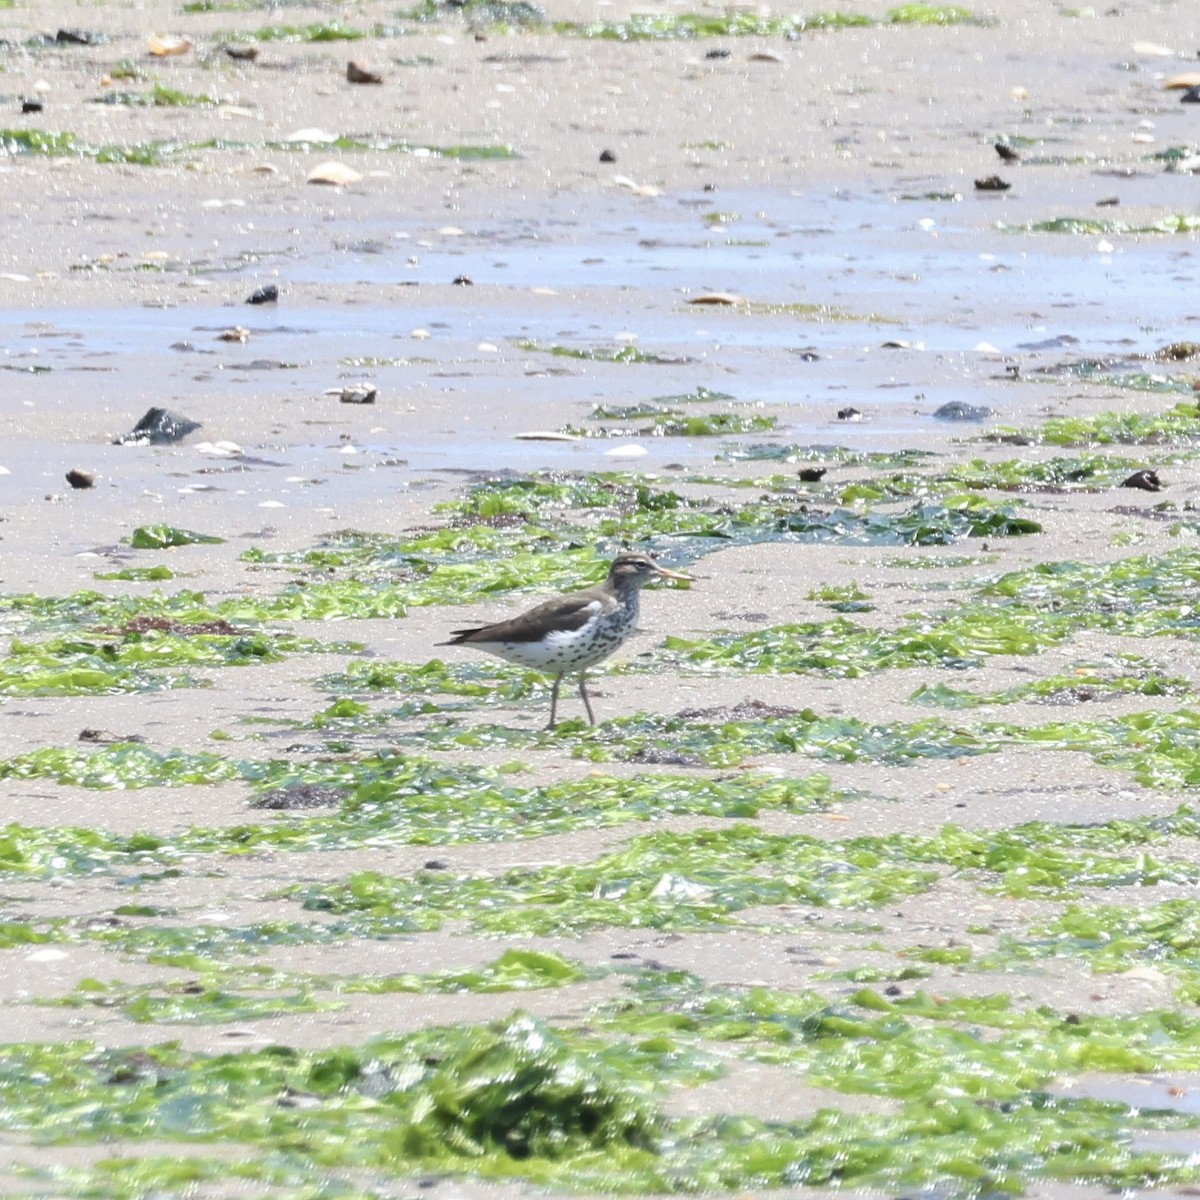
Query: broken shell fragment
147,33,191,56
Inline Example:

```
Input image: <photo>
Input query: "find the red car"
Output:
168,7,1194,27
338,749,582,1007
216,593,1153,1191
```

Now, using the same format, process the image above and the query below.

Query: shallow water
3,186,1194,489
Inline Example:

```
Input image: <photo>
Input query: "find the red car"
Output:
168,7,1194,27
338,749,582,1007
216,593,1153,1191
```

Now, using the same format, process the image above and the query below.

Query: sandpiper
440,551,692,728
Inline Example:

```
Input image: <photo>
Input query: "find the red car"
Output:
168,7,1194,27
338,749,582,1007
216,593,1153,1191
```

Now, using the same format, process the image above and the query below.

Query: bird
440,551,692,729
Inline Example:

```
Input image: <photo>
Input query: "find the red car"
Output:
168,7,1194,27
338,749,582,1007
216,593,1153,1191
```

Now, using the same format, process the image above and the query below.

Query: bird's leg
578,673,596,725
546,674,562,730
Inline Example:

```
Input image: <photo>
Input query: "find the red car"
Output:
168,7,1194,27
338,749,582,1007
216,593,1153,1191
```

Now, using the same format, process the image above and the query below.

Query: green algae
93,565,175,582
240,21,366,41
93,85,217,108
911,659,1189,708
287,811,1200,934
3,1002,1199,1196
395,707,987,768
0,756,853,877
0,627,355,696
990,401,1200,447
663,607,1069,676
514,339,687,364
293,825,941,935
128,525,224,550
1011,215,1200,235
0,130,516,166
567,409,778,438
945,453,1154,491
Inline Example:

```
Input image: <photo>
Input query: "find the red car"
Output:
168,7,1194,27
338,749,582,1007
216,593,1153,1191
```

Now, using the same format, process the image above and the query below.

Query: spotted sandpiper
440,551,692,729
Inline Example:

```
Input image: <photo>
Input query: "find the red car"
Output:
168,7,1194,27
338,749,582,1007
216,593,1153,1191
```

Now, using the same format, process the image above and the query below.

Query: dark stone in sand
247,283,279,305
994,141,1020,162
1121,468,1162,492
224,43,259,61
66,469,94,489
56,28,97,44
347,61,384,84
252,784,347,811
599,148,617,163
797,466,827,482
934,400,992,421
1181,86,1200,103
114,407,201,446
836,406,862,421
705,48,732,59
974,174,1011,191
452,275,473,285
21,99,43,114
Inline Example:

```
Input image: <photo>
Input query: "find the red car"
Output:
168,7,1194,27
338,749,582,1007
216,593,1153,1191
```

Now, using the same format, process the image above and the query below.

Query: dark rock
56,28,96,44
347,61,383,84
836,407,863,421
933,400,992,421
423,860,450,870
599,148,616,163
1095,196,1120,207
1181,85,1200,103
994,141,1020,163
797,466,827,482
974,174,1011,191
113,407,201,446
1121,469,1162,492
338,384,377,404
66,469,94,489
21,99,43,114
246,283,278,305
224,43,259,61
704,48,732,58
451,274,473,285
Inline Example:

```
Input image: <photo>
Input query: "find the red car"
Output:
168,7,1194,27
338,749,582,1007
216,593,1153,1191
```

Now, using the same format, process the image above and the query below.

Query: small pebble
599,148,616,163
246,284,278,305
65,469,94,489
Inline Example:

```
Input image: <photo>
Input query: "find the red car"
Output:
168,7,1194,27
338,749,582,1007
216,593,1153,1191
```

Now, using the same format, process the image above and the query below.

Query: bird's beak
653,565,694,583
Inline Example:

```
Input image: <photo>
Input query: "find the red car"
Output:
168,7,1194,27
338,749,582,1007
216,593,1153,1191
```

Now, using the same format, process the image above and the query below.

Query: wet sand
2,0,1200,1195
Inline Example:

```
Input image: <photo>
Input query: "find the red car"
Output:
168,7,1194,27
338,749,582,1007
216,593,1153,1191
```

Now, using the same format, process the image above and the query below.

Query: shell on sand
147,33,191,56
306,161,363,187
1164,73,1200,90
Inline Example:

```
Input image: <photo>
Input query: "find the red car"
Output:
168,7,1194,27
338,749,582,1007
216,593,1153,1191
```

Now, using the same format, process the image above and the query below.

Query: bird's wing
448,594,603,644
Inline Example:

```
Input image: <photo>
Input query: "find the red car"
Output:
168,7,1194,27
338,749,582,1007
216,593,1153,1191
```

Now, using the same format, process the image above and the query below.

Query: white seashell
513,431,579,442
283,127,338,144
307,161,362,186
605,443,649,459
